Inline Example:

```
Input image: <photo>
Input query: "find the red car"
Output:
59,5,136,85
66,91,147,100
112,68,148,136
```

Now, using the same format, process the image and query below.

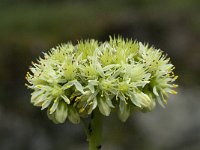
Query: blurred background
0,0,200,150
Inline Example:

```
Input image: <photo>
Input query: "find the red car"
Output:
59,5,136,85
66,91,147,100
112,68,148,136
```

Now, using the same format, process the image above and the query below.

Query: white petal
98,98,111,116
41,99,52,110
54,102,68,123
68,107,80,124
50,99,59,114
153,86,159,96
118,102,130,122
61,95,70,104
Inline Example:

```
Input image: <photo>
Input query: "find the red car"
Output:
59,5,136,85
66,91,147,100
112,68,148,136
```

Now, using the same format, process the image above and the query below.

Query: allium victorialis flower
26,37,178,124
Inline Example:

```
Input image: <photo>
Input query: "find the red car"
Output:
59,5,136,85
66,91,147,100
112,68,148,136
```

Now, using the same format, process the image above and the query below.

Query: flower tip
173,76,178,80
49,108,54,114
36,85,42,88
66,85,71,89
173,84,178,88
79,108,85,113
171,90,177,95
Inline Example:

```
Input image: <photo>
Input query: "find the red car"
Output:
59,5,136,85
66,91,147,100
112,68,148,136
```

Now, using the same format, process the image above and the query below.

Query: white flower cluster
26,37,178,124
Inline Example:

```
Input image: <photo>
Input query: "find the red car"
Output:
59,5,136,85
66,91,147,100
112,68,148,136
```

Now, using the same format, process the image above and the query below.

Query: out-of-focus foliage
0,0,200,150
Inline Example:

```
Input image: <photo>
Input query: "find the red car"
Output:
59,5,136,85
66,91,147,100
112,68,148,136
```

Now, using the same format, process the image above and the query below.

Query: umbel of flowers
26,37,178,150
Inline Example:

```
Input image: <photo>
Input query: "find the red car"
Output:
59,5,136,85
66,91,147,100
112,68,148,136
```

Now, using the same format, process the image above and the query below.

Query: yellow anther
166,74,170,77
75,96,81,101
171,90,177,95
89,101,93,105
173,84,178,88
36,85,42,88
163,99,167,104
66,85,71,89
173,76,178,80
26,72,30,77
79,108,85,113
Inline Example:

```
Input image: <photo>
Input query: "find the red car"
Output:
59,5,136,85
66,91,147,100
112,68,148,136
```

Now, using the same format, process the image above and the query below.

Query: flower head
26,37,178,124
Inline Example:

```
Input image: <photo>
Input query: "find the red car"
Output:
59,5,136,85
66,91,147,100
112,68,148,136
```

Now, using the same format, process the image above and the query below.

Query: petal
61,95,70,104
47,109,57,123
92,97,98,110
67,80,85,94
68,107,80,124
98,98,111,116
94,61,104,77
41,99,52,110
156,96,165,108
128,92,141,107
62,82,73,90
103,64,120,71
31,90,44,103
105,95,115,108
135,92,151,108
118,101,130,122
54,101,68,123
49,99,59,114
153,86,159,96
88,97,98,114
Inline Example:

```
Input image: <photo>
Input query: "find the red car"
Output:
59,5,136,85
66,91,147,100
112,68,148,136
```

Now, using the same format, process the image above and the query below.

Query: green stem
88,108,103,150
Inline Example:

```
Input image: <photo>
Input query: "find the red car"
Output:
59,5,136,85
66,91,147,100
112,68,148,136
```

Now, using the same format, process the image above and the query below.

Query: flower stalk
88,108,103,150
